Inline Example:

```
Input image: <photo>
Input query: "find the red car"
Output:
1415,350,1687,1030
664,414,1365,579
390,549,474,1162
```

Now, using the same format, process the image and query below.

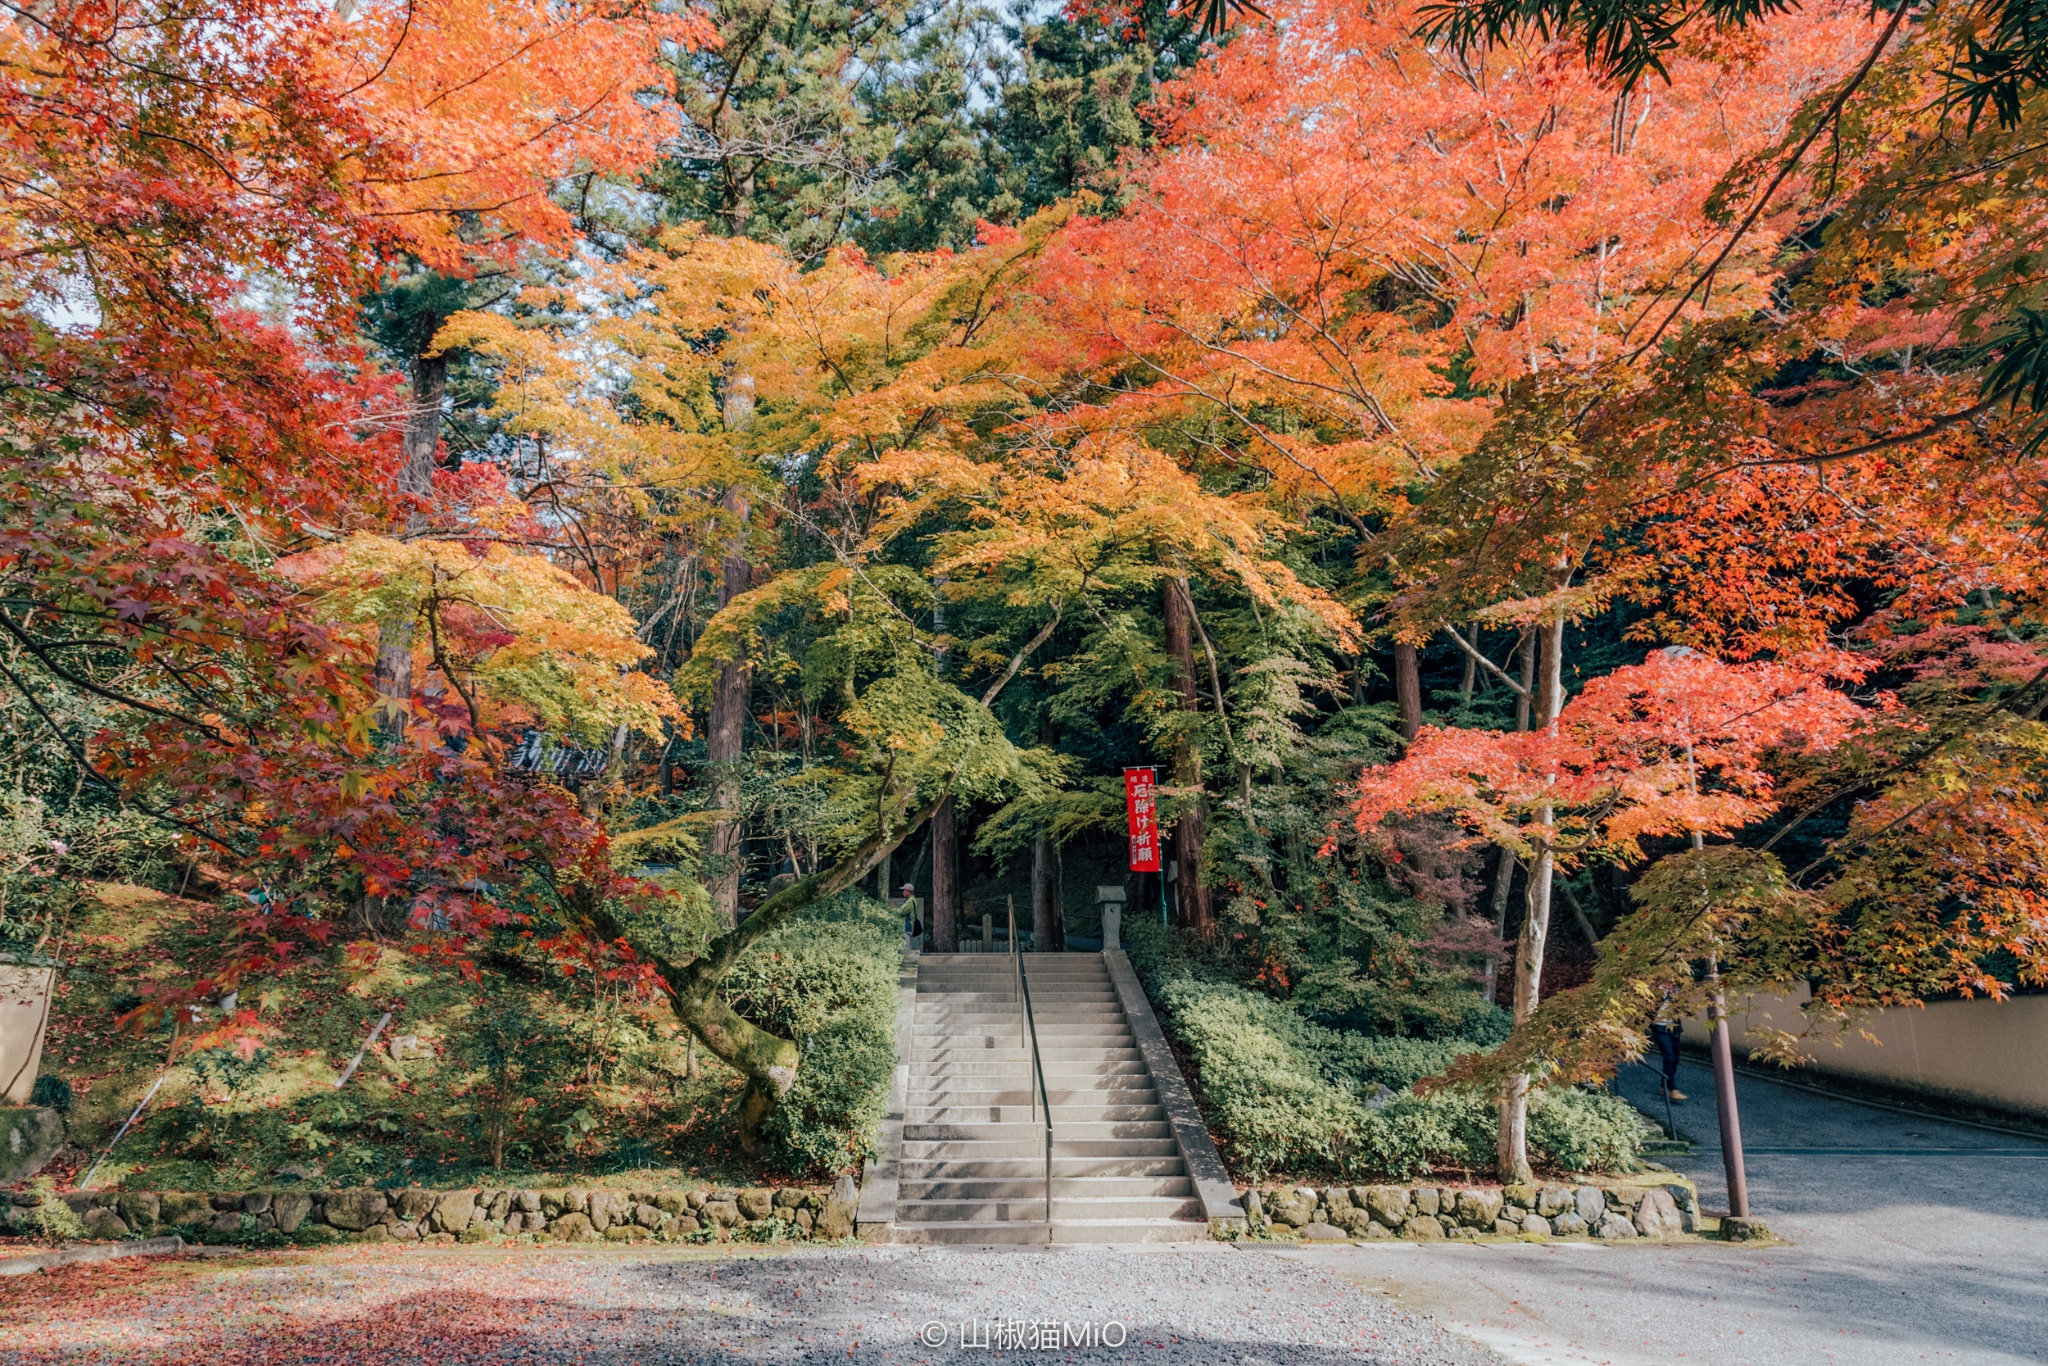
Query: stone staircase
890,953,1206,1244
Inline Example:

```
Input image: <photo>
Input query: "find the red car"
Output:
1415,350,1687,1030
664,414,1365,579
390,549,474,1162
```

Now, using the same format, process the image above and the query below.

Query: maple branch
1622,0,1911,362
1175,576,1235,751
422,597,481,733
1759,663,2048,856
1728,397,2003,470
421,11,597,110
1123,356,1373,538
980,600,1063,707
1790,796,1940,885
1439,621,1529,697
0,608,225,739
336,0,417,97
0,652,237,854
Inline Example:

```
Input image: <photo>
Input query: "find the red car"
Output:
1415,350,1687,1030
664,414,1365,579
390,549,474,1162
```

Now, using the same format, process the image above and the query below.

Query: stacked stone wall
1239,1180,1698,1241
4,1179,860,1246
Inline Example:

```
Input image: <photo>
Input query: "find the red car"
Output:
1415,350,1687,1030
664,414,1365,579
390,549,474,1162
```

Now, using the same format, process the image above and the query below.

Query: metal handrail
1012,899,1055,1241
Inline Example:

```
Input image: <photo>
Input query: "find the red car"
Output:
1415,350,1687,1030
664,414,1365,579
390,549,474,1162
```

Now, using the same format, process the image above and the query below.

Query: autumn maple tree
0,0,712,1021
11,0,2048,1182
1350,651,1869,1178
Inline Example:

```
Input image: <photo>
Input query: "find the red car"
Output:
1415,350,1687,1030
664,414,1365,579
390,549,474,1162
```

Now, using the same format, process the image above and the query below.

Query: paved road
1280,1056,2048,1366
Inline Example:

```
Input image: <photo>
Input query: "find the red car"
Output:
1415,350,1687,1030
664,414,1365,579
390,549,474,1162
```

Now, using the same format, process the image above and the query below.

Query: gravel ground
0,1242,1509,1366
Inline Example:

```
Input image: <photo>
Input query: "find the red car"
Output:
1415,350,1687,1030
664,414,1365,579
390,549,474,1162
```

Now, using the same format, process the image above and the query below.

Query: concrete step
1050,1138,1180,1158
884,1221,1052,1245
907,1104,1165,1124
897,1198,1055,1223
904,1139,1188,1161
913,1061,1043,1078
900,1176,1194,1201
902,1087,1159,1108
1038,1061,1149,1077
1050,1219,1209,1245
905,1122,1046,1141
912,1038,1030,1050
903,1112,1173,1133
898,1195,1201,1224
1044,1121,1173,1140
900,1156,1188,1179
915,1094,1161,1108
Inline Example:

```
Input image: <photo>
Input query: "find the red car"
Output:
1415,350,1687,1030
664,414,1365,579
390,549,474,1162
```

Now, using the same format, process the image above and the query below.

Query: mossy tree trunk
569,790,946,1152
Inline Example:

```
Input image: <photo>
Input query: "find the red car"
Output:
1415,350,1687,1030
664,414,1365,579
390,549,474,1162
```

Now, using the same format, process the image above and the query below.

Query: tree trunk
1483,628,1538,1003
1162,576,1214,934
1483,848,1516,1007
706,488,751,928
403,350,447,499
372,348,447,737
1394,640,1423,740
1497,603,1568,1184
1514,624,1535,731
1032,832,1057,951
571,790,946,1152
930,795,959,951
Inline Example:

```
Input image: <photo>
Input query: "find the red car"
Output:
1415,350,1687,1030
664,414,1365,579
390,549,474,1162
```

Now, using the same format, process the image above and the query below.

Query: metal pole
1046,1120,1054,1240
334,1010,394,1089
79,1071,167,1191
1707,959,1750,1218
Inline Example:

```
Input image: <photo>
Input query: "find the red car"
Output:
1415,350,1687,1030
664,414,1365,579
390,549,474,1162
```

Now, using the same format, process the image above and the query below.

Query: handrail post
1012,896,1027,1061
1017,950,1054,1242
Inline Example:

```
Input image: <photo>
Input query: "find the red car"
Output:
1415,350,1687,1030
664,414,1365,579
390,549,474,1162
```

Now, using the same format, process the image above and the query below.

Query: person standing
897,882,924,946
1651,988,1687,1101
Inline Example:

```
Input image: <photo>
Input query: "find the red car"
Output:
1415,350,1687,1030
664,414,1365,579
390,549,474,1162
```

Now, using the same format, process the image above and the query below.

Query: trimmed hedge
722,891,900,1175
1126,923,1642,1181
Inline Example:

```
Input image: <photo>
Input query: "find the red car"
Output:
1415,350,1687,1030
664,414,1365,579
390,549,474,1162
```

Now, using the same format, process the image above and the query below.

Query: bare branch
1439,621,1529,698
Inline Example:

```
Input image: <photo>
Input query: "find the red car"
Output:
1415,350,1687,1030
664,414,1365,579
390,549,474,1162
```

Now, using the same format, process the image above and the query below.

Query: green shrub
735,1214,802,1243
1148,968,1641,1180
1529,1086,1648,1174
723,891,899,1175
616,876,719,966
1341,1038,1478,1091
451,989,581,1170
1158,977,1371,1177
17,1178,85,1246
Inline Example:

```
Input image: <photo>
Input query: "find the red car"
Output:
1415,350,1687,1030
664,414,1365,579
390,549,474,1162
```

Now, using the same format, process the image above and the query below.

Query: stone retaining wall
4,1179,860,1246
1240,1179,1699,1241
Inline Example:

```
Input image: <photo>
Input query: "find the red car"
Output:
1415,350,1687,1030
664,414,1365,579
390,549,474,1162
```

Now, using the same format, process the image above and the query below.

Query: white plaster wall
1682,986,2048,1119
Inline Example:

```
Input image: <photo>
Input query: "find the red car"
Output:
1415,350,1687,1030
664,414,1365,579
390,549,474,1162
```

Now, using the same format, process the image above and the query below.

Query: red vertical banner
1125,767,1161,872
